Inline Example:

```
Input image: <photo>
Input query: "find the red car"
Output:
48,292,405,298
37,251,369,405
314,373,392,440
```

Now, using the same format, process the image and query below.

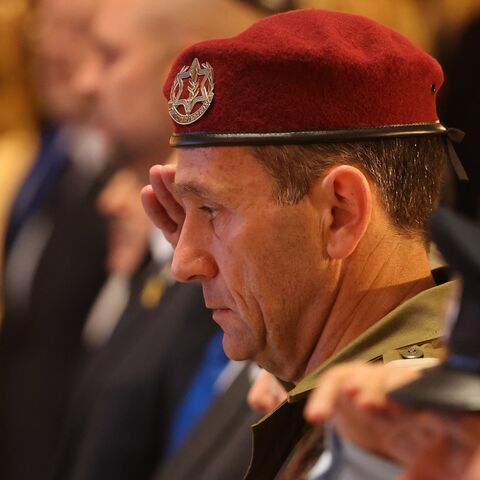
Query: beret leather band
170,120,467,180
169,121,447,148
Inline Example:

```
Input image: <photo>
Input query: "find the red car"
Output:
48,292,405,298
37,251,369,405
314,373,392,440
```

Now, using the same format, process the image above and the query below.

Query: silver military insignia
168,58,214,125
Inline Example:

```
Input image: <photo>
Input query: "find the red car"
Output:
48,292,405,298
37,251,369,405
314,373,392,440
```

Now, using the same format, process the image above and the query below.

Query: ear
317,165,372,259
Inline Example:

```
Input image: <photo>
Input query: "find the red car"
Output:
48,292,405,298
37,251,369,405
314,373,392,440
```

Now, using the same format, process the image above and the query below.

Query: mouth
211,308,233,322
211,307,230,313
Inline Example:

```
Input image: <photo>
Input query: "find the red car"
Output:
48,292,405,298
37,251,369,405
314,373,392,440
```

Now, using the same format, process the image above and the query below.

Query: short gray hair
251,135,449,242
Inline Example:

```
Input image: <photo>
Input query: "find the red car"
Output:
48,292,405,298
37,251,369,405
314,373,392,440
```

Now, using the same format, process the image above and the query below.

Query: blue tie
165,331,228,456
6,126,67,251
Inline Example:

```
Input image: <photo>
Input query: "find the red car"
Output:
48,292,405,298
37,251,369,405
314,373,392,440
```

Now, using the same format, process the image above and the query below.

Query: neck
298,235,435,383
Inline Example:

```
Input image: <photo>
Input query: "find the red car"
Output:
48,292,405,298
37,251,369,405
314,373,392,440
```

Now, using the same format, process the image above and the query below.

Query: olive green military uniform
245,280,455,479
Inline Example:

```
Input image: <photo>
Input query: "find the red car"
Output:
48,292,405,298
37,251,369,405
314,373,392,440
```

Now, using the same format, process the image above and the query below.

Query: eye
199,205,219,221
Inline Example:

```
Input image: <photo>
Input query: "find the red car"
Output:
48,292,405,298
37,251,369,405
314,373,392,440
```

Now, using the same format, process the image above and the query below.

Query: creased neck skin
294,235,435,385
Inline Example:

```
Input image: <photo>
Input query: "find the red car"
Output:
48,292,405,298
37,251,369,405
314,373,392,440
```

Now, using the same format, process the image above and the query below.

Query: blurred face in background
75,0,172,157
28,0,96,123
75,0,178,274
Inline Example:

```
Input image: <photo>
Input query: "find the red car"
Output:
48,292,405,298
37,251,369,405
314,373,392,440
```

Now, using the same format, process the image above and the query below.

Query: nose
74,51,101,99
171,222,218,282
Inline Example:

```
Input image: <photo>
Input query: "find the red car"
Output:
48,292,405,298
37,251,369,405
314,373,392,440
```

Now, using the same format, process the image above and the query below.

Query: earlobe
319,165,372,259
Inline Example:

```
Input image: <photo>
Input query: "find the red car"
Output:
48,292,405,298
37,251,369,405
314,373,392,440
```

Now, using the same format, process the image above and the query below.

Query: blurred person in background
0,0,111,478
0,0,39,322
53,158,219,480
51,1,279,480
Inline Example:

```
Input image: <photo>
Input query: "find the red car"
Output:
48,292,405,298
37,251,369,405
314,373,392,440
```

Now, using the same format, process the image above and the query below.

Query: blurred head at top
27,0,97,124
75,0,265,173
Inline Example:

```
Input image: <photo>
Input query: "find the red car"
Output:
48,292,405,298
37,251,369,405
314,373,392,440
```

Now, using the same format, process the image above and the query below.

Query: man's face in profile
171,145,335,381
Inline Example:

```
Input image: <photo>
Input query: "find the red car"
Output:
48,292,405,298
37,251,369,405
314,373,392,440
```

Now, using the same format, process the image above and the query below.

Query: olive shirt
244,279,455,480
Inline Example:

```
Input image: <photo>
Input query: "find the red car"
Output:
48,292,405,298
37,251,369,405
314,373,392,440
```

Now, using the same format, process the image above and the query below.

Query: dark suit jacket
153,364,262,480
0,157,108,480
54,265,219,480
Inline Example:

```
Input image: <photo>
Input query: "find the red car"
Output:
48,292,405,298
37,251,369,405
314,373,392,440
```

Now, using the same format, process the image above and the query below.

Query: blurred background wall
0,0,38,133
299,0,480,53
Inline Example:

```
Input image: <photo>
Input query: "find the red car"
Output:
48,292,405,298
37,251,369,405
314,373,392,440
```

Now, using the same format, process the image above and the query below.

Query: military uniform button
400,346,424,359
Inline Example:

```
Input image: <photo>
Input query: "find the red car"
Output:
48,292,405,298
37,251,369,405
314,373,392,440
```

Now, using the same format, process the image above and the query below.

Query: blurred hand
399,434,473,480
98,168,152,275
400,414,480,480
304,362,438,465
141,164,185,247
464,445,480,480
248,369,288,415
417,415,480,480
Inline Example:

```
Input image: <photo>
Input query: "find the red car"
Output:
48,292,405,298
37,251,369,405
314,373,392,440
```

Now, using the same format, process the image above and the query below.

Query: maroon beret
164,8,447,147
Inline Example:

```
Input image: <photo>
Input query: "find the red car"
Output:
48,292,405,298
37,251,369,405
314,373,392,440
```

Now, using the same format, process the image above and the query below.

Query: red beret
164,9,446,147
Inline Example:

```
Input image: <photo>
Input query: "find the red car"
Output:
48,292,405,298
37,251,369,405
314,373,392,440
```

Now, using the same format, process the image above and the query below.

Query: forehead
38,0,94,22
33,0,95,40
175,146,272,198
93,0,141,45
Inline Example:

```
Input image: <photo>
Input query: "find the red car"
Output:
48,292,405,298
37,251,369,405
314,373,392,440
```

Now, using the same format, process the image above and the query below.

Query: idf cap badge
168,58,214,125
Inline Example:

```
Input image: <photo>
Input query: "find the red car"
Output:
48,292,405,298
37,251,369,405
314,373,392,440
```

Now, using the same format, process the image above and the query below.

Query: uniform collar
288,280,456,401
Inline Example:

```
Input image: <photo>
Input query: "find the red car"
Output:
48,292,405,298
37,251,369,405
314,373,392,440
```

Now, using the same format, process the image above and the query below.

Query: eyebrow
173,181,211,199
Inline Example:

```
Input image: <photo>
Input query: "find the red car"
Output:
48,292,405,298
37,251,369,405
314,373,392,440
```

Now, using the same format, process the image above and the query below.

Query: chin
221,336,254,362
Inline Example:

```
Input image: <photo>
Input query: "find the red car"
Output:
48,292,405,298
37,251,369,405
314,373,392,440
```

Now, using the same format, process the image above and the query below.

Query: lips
203,286,234,315
212,308,232,322
203,295,232,312
206,304,229,310
207,305,231,314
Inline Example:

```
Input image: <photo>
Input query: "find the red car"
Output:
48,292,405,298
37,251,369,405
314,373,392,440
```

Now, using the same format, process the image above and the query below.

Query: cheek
215,217,288,300
109,68,137,105
218,241,275,339
103,57,139,101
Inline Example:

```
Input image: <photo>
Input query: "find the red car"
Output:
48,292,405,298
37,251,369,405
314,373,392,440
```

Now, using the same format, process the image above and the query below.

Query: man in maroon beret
142,8,457,478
